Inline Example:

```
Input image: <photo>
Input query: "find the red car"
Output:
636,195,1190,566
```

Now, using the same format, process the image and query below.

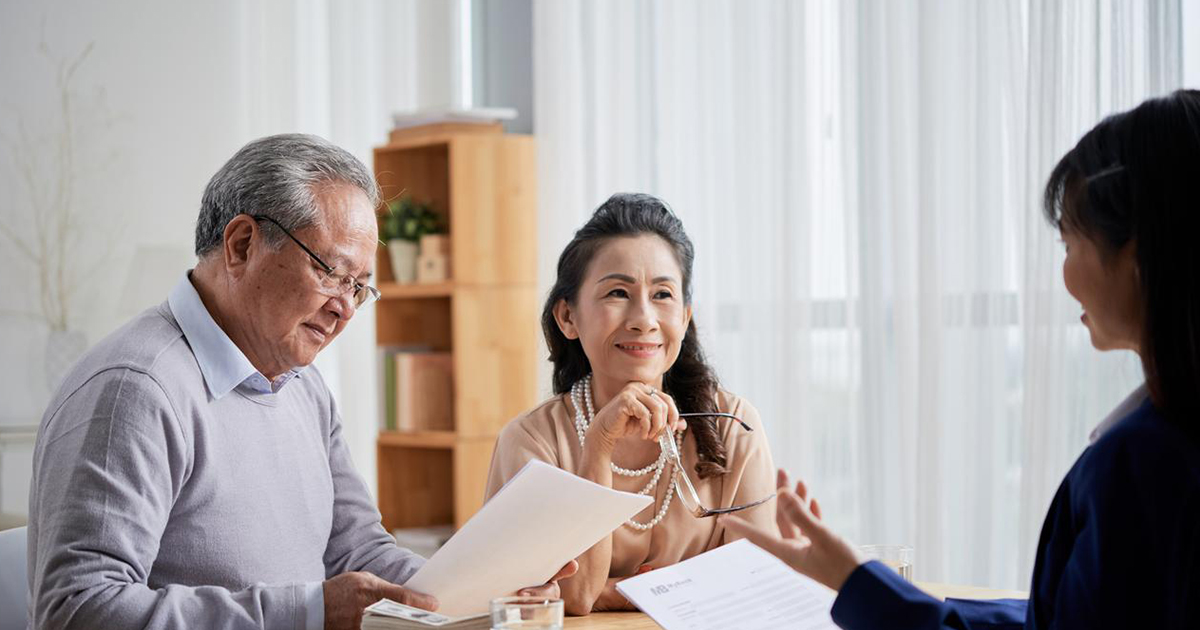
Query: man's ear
553,299,580,340
223,215,258,278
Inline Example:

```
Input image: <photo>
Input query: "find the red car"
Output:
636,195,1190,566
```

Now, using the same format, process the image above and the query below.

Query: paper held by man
363,459,653,626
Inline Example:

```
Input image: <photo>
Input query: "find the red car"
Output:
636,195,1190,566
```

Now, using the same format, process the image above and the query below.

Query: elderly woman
485,193,777,615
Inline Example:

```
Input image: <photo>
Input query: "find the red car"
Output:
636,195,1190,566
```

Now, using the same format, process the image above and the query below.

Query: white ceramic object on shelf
419,233,449,257
416,234,451,283
417,253,450,283
387,239,419,284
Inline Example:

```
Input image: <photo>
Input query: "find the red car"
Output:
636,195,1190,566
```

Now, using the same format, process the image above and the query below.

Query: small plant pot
388,239,419,284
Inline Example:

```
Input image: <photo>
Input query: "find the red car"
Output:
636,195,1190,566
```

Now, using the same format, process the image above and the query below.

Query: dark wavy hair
1044,89,1200,428
542,193,728,478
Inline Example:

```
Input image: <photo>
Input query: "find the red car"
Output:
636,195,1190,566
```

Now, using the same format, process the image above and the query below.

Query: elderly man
27,134,571,630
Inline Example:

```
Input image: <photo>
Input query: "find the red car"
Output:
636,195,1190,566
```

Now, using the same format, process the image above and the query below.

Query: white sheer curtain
534,0,1178,587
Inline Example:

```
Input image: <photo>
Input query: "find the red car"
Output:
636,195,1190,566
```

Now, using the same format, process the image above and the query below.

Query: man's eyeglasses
251,215,381,309
665,413,775,518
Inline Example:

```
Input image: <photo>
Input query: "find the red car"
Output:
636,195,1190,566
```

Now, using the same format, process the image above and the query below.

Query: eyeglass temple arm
699,494,775,517
661,433,707,518
250,214,335,273
677,412,753,432
662,428,773,518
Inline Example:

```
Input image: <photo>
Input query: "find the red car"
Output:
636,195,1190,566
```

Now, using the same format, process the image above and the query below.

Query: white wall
0,0,456,514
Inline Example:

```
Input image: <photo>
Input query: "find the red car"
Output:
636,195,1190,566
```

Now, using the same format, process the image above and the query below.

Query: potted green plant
382,196,443,283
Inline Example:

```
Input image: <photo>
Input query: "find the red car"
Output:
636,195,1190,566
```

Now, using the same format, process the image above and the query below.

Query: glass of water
859,544,915,581
490,597,564,630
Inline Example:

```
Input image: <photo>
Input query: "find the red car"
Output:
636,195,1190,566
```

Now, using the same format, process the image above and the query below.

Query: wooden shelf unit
374,127,539,531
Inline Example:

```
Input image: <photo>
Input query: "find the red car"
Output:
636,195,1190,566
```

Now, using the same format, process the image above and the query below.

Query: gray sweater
27,303,423,629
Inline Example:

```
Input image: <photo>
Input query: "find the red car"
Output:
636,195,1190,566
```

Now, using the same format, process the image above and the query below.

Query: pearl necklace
570,374,682,530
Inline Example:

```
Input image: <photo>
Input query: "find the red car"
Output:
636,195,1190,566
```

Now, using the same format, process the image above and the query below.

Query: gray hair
194,133,379,257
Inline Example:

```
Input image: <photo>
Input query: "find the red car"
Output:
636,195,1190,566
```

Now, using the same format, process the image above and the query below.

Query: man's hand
515,560,580,599
323,571,438,630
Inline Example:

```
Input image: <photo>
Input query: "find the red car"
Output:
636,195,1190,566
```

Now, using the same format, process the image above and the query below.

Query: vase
44,328,87,393
388,239,419,284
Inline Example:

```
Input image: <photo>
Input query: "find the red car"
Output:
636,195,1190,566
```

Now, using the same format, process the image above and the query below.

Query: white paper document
616,539,838,630
403,459,654,616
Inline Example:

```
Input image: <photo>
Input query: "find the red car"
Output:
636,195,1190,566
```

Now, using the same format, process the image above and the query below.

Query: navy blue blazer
829,396,1200,629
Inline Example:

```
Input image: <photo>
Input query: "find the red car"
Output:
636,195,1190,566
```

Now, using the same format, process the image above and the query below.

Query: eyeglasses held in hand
665,413,775,518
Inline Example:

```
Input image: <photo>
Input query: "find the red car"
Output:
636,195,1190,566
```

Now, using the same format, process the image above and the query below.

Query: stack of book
379,348,454,432
391,107,517,131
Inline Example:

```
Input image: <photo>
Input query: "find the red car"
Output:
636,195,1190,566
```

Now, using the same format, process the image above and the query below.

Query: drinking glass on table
859,544,915,581
490,597,564,630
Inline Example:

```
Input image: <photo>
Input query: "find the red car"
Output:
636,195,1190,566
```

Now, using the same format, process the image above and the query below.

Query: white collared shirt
1089,382,1149,444
167,272,303,398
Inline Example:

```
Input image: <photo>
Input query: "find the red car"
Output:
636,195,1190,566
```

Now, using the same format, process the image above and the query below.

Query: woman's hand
515,560,579,599
585,382,686,454
566,384,684,615
721,469,864,591
590,566,656,612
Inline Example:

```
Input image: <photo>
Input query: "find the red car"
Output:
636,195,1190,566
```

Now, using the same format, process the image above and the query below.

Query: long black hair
542,193,728,478
1044,89,1200,427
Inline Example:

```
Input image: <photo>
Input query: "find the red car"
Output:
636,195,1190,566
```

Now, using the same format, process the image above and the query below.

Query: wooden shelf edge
377,430,457,448
377,281,542,300
378,281,454,299
379,123,505,151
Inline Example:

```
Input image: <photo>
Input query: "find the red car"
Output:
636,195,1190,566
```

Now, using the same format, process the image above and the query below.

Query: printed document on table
402,460,653,617
616,539,837,630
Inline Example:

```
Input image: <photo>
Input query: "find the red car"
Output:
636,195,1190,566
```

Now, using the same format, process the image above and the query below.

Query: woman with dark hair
484,193,777,615
725,90,1200,628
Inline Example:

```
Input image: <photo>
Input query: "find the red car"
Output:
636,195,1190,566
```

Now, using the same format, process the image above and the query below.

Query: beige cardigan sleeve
483,404,563,502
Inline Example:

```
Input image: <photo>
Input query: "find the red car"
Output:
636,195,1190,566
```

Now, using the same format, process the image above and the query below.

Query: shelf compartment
376,446,454,531
376,296,452,351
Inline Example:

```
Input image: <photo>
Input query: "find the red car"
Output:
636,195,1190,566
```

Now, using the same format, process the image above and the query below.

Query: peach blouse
484,389,777,577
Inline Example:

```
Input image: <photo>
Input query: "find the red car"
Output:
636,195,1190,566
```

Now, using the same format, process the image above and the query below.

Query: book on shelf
379,348,453,432
391,107,517,130
378,346,402,431
396,352,453,431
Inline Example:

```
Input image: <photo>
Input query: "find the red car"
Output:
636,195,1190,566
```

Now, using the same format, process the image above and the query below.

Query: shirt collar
1089,382,1149,444
168,272,302,399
